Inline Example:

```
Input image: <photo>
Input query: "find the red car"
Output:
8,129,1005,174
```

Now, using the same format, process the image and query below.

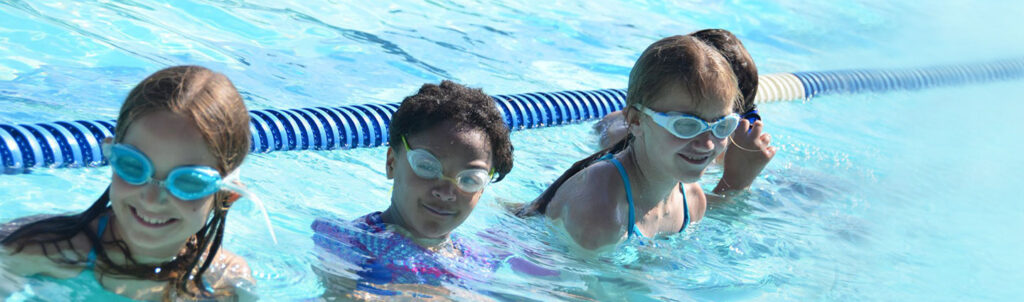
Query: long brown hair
518,31,747,216
1,65,251,299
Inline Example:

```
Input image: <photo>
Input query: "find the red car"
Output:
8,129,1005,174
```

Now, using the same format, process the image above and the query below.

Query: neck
619,145,680,209
381,206,452,250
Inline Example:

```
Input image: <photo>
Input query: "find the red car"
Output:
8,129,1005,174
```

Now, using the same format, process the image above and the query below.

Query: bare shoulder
205,249,255,292
1,215,96,278
683,183,708,222
548,161,628,250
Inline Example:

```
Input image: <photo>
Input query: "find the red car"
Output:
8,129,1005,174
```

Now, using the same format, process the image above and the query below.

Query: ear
218,192,242,211
226,192,242,203
385,146,396,179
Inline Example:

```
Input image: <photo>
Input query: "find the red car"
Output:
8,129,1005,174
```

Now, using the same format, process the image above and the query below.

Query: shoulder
552,160,624,201
683,183,707,222
204,249,255,293
548,161,629,250
547,160,623,219
1,214,102,278
1,214,61,239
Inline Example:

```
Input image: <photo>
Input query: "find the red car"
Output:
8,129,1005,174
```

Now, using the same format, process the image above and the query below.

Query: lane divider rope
3,57,1023,172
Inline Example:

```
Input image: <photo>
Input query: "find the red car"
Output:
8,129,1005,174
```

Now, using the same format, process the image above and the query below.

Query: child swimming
593,28,775,194
518,30,772,251
1,66,257,301
312,81,515,294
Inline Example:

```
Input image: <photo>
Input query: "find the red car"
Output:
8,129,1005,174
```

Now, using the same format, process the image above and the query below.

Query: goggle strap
221,166,241,184
219,167,278,245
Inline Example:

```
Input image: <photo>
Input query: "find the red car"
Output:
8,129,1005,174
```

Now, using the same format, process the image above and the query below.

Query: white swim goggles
634,104,740,139
402,136,494,193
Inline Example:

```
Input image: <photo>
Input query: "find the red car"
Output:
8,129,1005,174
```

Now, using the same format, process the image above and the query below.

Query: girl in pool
593,29,775,194
518,30,775,251
1,66,256,301
312,80,517,295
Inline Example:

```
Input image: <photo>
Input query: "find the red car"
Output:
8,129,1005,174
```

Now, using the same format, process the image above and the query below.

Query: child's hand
714,119,776,195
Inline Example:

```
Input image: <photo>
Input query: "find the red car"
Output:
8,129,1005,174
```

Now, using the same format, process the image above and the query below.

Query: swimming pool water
2,0,1024,300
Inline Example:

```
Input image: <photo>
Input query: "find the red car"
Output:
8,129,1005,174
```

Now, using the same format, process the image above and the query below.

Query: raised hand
713,119,776,195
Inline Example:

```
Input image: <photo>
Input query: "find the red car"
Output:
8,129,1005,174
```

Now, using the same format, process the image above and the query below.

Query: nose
431,181,458,203
690,131,716,152
140,180,171,205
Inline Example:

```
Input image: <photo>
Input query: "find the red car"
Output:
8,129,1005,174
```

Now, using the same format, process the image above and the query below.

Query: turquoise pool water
2,0,1024,300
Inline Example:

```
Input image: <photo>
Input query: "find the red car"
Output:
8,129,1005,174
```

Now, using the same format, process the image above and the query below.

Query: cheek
396,175,427,196
645,124,680,147
109,176,138,203
175,196,215,221
460,192,483,212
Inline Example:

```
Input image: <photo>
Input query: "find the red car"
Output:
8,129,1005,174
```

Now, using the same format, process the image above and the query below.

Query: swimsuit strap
679,184,689,232
86,215,109,268
605,156,640,239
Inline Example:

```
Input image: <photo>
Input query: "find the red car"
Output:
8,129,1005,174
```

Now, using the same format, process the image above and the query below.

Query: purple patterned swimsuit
311,212,497,286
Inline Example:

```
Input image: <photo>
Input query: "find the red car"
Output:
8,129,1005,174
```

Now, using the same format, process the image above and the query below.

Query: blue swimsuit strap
604,155,639,238
603,155,690,239
86,215,109,268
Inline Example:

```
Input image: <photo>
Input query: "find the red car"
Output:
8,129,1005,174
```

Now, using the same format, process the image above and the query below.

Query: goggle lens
404,143,492,193
110,145,152,185
408,150,444,179
167,168,221,200
711,115,740,138
454,170,490,192
637,105,740,139
671,118,705,139
108,144,223,201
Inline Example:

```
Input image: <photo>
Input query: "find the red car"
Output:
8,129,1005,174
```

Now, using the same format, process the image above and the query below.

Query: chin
676,170,705,183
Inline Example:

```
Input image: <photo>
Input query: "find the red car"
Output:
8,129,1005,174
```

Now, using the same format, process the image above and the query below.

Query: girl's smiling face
108,110,219,260
633,83,733,183
384,121,493,240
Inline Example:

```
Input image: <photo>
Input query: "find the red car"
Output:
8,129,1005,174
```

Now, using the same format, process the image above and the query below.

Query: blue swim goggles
107,143,236,201
634,104,740,139
402,136,493,193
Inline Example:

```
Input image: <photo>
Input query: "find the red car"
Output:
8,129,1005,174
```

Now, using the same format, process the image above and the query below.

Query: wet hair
519,30,744,216
1,65,251,300
388,80,514,182
691,29,759,113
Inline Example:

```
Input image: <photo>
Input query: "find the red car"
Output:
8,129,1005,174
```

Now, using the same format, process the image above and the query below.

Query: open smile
130,206,177,228
678,153,711,165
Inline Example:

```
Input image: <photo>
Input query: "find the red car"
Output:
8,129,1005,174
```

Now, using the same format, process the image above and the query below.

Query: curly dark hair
387,80,514,182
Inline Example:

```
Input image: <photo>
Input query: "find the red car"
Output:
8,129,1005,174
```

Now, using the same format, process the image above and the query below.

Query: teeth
682,154,708,161
136,210,171,225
